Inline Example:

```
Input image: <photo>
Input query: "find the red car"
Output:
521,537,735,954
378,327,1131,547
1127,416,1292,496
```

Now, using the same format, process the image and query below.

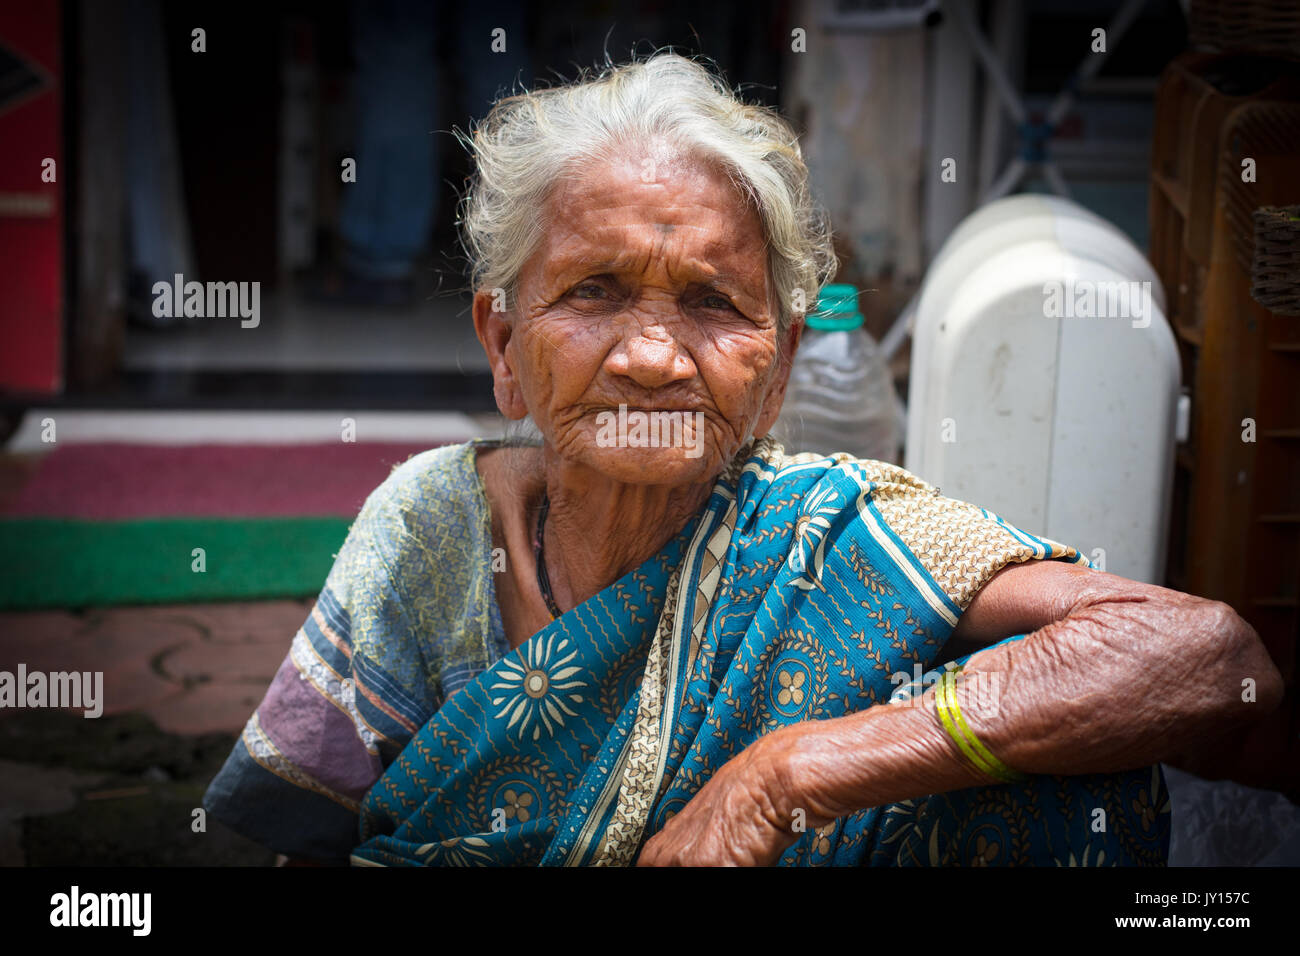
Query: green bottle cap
805,284,864,331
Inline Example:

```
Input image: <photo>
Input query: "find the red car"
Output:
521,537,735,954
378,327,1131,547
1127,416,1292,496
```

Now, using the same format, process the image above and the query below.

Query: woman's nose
607,317,696,390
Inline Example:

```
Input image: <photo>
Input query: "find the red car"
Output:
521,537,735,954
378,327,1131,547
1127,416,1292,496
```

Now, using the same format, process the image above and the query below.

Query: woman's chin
576,443,723,485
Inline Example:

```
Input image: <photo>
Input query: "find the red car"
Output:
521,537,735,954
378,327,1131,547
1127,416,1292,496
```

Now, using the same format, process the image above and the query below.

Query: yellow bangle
934,666,1027,784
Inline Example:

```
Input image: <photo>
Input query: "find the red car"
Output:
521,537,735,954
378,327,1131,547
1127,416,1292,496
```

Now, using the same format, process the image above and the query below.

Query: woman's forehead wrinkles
542,236,766,289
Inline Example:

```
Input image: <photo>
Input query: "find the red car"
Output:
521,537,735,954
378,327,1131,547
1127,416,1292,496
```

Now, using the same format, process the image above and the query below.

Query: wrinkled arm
638,561,1284,865
782,562,1281,815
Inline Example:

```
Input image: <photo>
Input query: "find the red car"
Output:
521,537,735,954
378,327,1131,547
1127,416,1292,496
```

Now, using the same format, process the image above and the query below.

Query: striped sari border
855,489,962,628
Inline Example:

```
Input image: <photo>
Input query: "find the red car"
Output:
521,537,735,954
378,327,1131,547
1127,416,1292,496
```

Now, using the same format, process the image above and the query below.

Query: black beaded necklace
533,491,564,620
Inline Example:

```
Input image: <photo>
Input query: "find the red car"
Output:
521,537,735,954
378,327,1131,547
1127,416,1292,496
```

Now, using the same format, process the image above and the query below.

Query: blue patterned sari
352,437,1170,866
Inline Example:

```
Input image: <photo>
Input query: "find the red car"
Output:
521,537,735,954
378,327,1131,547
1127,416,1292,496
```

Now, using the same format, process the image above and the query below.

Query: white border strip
7,410,494,451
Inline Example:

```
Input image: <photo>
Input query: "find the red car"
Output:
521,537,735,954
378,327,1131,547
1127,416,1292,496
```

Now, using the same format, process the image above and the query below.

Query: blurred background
1,0,1298,865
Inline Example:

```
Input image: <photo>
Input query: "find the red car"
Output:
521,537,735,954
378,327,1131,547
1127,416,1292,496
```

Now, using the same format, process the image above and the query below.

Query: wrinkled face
475,145,801,486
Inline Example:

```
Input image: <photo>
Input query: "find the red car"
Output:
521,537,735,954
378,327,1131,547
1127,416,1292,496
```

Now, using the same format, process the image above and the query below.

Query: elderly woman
204,53,1280,866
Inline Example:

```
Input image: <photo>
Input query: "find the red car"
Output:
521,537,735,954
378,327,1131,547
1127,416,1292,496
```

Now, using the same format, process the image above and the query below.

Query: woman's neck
538,450,715,610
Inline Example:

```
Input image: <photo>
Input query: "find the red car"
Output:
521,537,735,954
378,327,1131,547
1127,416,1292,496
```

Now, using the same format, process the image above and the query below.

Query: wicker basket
1190,0,1300,60
1251,205,1300,315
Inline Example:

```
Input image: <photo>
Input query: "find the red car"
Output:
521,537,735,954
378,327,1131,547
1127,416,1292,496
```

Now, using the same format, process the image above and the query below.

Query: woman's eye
573,283,607,299
700,294,735,311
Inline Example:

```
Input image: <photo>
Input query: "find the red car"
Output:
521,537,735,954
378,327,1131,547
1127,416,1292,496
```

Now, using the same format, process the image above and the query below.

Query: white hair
457,52,837,335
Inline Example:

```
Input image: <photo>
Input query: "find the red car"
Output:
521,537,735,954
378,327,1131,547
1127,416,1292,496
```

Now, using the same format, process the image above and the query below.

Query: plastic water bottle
772,284,900,463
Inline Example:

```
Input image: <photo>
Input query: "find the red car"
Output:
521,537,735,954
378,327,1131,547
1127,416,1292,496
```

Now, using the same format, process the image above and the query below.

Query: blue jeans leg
339,0,438,280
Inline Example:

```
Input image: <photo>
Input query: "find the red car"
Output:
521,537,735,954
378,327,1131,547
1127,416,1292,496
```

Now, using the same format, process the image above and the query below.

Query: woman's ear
752,316,804,438
473,289,529,420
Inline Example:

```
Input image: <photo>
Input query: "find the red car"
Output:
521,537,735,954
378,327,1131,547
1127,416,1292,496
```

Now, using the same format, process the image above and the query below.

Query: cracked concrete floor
0,601,312,865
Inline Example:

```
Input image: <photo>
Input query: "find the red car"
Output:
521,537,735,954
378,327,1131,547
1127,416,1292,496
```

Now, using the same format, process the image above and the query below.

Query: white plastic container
905,195,1180,584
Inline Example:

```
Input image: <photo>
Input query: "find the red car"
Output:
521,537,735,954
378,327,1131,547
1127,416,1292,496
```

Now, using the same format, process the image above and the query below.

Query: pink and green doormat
0,441,447,609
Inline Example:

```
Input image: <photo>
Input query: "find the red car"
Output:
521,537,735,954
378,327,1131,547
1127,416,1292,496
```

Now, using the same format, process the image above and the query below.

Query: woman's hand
636,729,834,866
